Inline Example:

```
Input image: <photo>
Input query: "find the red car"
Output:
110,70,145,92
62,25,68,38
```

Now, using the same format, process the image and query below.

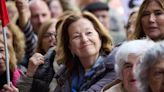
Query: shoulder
103,44,122,67
12,68,22,86
102,80,122,92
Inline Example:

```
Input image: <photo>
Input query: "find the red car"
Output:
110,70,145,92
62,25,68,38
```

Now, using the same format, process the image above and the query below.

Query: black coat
30,49,56,92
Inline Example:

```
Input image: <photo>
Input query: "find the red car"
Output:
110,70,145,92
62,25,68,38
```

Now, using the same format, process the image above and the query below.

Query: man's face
30,1,50,34
93,10,110,30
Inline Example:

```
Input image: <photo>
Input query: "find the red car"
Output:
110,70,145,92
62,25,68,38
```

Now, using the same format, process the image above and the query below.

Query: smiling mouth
148,26,158,29
80,44,92,49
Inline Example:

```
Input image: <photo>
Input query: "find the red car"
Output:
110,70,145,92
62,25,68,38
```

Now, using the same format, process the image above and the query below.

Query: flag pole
0,0,10,85
2,26,10,85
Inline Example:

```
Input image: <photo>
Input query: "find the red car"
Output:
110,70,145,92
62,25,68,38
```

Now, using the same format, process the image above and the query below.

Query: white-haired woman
135,41,164,92
102,39,155,92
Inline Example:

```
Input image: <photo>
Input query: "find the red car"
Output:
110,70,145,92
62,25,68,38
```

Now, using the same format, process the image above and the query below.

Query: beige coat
104,82,123,92
101,79,123,92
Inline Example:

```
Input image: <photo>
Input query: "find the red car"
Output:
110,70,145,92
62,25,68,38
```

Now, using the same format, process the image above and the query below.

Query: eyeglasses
43,32,56,38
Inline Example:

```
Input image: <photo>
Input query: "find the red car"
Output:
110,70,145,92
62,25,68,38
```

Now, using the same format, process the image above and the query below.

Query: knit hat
83,2,109,12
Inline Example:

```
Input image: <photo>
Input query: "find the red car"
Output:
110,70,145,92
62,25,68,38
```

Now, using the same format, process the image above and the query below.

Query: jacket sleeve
16,74,33,92
20,21,37,68
84,69,116,92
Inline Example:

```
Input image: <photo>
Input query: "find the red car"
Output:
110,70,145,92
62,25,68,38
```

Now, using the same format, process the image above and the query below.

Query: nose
149,14,156,23
81,34,88,42
38,16,44,25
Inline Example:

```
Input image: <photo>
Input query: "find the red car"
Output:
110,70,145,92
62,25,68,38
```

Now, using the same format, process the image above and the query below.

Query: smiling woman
54,11,116,92
130,0,164,42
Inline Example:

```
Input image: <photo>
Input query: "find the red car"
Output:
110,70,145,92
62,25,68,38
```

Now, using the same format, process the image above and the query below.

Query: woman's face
49,0,63,18
42,23,57,53
127,12,138,38
68,18,101,59
122,53,140,92
148,56,164,92
0,27,13,45
0,42,6,74
141,1,164,41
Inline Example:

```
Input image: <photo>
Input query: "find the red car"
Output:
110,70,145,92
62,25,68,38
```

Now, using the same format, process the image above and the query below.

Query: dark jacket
54,54,116,92
30,49,56,92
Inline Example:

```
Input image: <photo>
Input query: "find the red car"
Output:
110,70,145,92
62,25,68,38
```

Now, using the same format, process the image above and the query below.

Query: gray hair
115,39,155,79
135,41,164,92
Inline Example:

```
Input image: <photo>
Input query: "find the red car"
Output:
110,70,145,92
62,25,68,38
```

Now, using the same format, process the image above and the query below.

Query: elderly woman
130,0,164,42
54,11,116,92
135,41,164,92
102,39,155,92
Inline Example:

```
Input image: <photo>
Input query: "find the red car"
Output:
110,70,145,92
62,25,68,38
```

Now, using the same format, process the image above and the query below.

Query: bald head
29,0,51,34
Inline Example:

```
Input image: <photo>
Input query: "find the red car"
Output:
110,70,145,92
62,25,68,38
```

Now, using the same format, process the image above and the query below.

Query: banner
0,0,9,27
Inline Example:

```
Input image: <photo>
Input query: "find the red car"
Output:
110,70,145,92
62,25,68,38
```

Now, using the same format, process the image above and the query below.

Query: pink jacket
12,68,22,86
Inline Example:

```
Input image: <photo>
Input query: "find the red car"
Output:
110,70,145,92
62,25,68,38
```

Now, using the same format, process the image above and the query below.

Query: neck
79,53,99,70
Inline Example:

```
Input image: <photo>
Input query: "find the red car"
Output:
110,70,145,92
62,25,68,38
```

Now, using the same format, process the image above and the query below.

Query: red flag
0,0,9,27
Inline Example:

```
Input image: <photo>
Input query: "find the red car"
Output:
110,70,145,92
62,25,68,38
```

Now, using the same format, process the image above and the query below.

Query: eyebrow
124,62,132,65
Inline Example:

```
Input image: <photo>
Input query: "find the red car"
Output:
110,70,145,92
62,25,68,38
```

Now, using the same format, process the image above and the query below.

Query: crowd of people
0,0,164,92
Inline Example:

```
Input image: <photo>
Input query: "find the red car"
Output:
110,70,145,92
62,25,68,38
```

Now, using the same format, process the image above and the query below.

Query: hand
15,0,31,28
26,53,44,77
15,0,30,14
2,82,19,92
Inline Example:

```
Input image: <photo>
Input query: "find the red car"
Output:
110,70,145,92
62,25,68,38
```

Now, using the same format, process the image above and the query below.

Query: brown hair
36,19,57,54
130,0,164,40
7,23,25,63
0,36,17,71
56,11,113,72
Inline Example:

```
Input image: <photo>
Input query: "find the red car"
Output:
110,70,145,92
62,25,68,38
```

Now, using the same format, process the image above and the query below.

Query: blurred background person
48,0,63,18
36,19,57,55
135,41,164,92
102,39,155,92
29,0,51,34
15,0,51,67
83,1,126,46
6,1,18,24
17,19,58,92
125,7,139,40
130,0,164,42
